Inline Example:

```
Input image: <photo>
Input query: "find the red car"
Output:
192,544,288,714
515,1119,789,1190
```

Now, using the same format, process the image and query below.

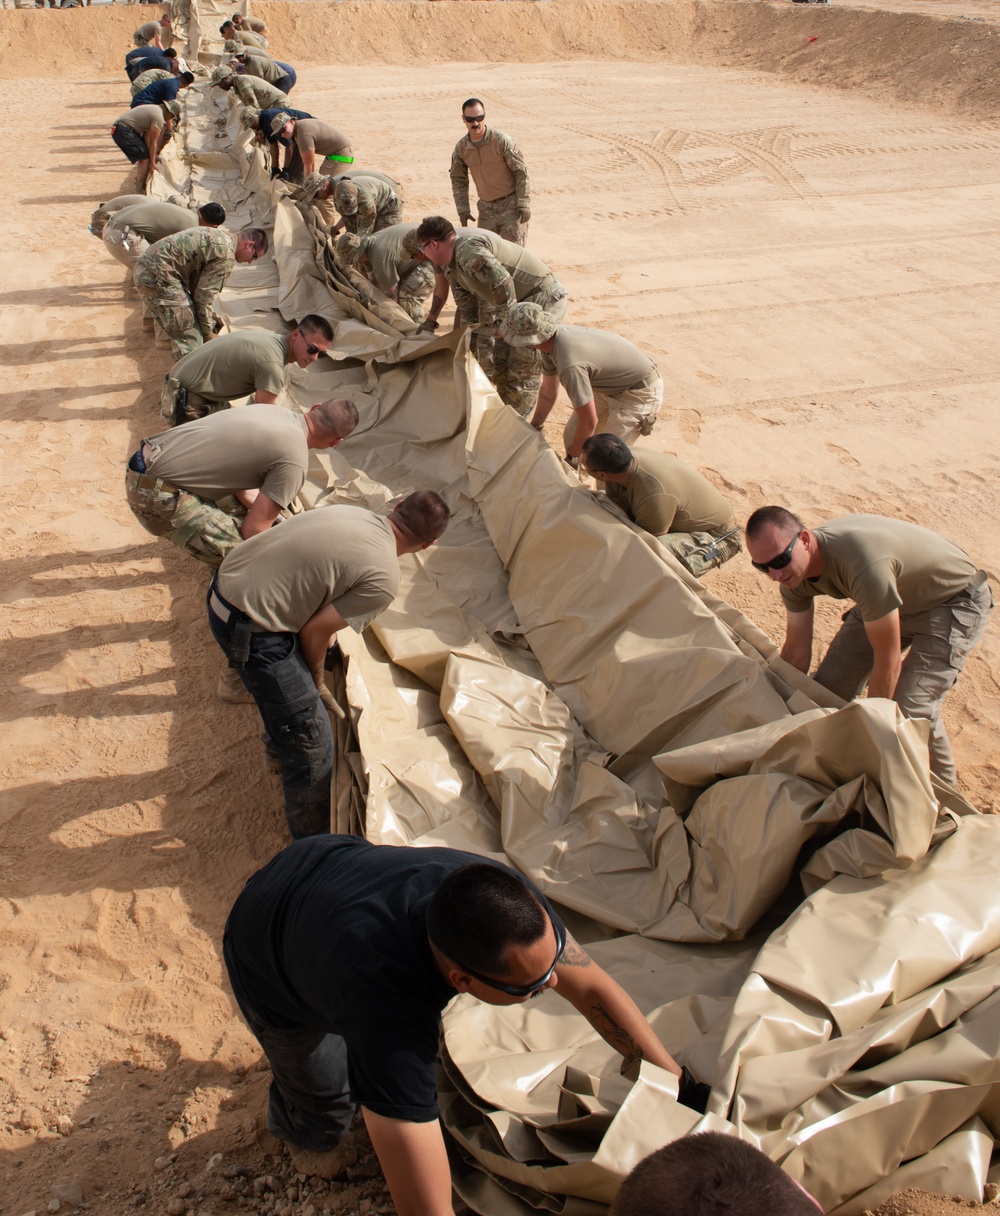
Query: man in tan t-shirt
164,315,335,425
270,113,354,196
582,436,740,578
208,493,451,837
102,200,225,270
111,102,177,189
450,97,530,246
499,303,663,453
745,507,993,787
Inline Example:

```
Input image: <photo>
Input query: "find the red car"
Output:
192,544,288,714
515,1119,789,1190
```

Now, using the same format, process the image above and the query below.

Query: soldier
219,18,267,48
126,48,176,83
130,66,174,98
124,400,358,567
500,303,663,451
131,72,194,111
111,100,179,189
335,225,446,329
226,42,296,94
450,97,530,246
89,193,150,239
330,174,403,238
239,105,314,179
210,64,288,113
133,225,267,360
103,200,225,270
162,316,334,425
132,14,169,48
415,215,568,415
208,493,451,837
745,507,993,788
270,114,353,195
232,11,267,34
581,436,741,577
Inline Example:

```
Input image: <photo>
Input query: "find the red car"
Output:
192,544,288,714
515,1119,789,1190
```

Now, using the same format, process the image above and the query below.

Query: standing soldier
133,225,267,360
416,216,567,415
450,97,530,246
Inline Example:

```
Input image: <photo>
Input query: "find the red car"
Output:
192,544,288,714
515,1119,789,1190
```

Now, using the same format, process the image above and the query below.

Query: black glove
677,1065,711,1114
564,454,579,470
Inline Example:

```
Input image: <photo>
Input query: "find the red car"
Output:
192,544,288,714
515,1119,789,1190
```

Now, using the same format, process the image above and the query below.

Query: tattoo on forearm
560,936,592,968
590,1002,643,1065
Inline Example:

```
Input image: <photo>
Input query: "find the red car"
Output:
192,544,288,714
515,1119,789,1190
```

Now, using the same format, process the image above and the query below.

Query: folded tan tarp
154,19,1000,1209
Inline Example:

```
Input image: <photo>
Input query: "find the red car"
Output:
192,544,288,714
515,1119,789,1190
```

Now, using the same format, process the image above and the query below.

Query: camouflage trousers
103,218,150,269
125,467,245,567
133,267,209,361
397,263,435,323
479,277,568,416
660,527,742,579
564,376,663,450
477,192,527,247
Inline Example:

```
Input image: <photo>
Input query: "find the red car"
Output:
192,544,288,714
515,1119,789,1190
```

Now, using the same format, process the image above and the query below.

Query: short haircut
312,398,359,439
745,506,804,543
239,226,269,255
162,47,177,57
179,71,195,84
582,433,632,474
610,1133,820,1216
392,489,451,546
462,97,485,113
427,863,548,975
297,313,335,342
415,215,455,244
198,202,226,225
219,20,234,31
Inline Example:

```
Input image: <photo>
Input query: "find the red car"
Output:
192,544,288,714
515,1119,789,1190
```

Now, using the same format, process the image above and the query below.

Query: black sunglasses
457,920,566,997
304,343,324,356
463,114,485,123
751,532,800,573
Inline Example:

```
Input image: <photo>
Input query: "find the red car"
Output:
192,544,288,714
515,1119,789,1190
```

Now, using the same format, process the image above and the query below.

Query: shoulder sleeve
342,1018,442,1122
558,364,595,410
333,567,399,633
781,584,816,613
633,491,680,536
252,345,289,398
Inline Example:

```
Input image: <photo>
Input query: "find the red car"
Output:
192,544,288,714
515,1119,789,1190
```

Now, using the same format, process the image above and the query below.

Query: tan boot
217,666,253,704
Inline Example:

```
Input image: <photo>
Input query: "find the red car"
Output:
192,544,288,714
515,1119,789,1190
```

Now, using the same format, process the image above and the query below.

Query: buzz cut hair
745,506,804,543
198,202,227,226
462,97,485,113
427,863,548,975
392,490,451,545
297,313,335,343
610,1133,821,1216
312,398,359,439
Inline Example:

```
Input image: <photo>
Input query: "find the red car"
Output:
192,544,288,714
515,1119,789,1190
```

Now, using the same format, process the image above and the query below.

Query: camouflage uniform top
232,74,289,111
450,127,529,218
446,229,555,324
337,177,396,238
133,228,237,337
605,450,735,538
359,223,422,294
131,68,173,97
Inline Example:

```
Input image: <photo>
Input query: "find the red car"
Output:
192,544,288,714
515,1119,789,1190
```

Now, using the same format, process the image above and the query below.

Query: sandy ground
2,3,1000,1213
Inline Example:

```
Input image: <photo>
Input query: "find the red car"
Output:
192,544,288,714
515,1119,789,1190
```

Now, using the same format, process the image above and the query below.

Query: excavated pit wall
2,1,999,122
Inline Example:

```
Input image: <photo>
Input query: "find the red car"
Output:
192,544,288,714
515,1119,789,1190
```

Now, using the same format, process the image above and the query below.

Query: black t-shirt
223,835,564,1122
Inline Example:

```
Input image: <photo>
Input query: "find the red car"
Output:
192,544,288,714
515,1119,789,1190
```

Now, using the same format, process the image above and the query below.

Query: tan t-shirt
217,506,400,634
540,325,657,408
117,105,164,134
245,56,285,86
173,330,288,404
781,515,977,619
244,16,267,33
295,121,351,158
233,75,288,111
113,202,196,244
606,451,734,536
134,20,161,43
363,223,420,293
143,404,309,506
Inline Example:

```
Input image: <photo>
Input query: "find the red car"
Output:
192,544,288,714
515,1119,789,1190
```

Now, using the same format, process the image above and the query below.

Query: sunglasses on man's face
304,343,324,356
457,921,566,998
751,532,800,574
463,114,485,124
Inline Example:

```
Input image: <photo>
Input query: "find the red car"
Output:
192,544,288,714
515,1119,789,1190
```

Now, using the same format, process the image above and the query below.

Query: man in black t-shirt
224,836,708,1216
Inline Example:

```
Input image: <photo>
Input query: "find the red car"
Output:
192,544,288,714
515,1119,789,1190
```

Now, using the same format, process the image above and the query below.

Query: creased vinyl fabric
155,20,1000,1211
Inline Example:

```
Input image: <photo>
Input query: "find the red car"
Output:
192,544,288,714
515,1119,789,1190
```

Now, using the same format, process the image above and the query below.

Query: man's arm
781,604,815,673
145,125,161,171
863,609,902,699
449,146,472,224
529,374,561,429
239,492,282,539
450,281,479,328
299,603,350,688
500,133,530,221
425,270,450,324
192,254,234,338
554,936,681,1078
362,1110,454,1216
565,400,598,458
300,146,316,177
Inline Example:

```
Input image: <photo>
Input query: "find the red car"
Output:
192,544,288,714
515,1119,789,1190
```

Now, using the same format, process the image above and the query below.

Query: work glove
677,1065,711,1114
459,212,473,227
564,454,580,470
517,206,531,223
316,682,345,720
417,319,439,334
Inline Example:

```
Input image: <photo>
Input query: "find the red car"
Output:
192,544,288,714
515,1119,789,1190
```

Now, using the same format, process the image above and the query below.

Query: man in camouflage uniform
330,175,403,238
133,225,267,360
581,435,741,578
130,66,174,98
500,302,663,452
415,215,567,415
211,64,289,113
103,200,225,270
124,399,358,568
450,97,530,247
334,226,446,328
